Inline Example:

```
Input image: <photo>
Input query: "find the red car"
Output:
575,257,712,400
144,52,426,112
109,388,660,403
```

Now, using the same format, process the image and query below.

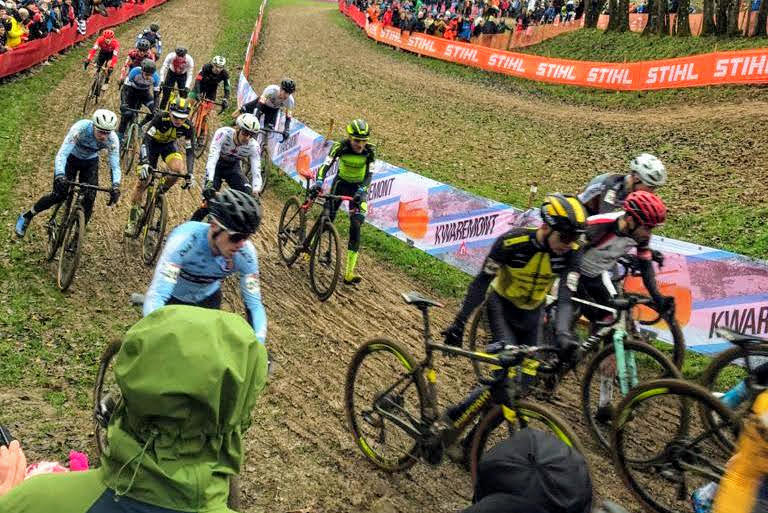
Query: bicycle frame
293,194,355,255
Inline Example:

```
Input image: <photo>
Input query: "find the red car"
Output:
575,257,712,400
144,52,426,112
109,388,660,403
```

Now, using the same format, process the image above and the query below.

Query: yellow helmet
540,193,587,234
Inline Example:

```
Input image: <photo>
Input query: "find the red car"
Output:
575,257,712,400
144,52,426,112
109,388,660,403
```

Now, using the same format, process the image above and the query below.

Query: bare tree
727,0,741,35
676,0,692,34
643,0,656,33
716,0,730,34
701,0,717,33
607,0,620,29
584,0,603,27
618,0,630,29
755,0,768,35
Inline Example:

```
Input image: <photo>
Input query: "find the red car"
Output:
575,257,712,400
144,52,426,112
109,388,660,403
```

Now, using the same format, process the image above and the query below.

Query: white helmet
92,109,118,131
236,113,260,135
211,55,226,67
629,153,667,187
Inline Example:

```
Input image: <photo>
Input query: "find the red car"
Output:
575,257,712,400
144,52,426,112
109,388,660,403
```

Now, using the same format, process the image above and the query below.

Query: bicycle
119,106,152,179
44,180,112,291
345,291,585,484
276,188,354,301
82,63,108,116
188,97,226,159
123,166,188,265
243,126,283,194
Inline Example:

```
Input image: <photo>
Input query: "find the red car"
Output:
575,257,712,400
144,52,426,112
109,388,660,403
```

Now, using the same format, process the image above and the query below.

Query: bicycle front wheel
120,123,138,177
93,339,122,457
82,71,100,116
344,338,427,472
276,196,305,266
467,300,494,382
309,220,341,301
57,208,85,291
142,192,167,266
194,116,209,159
612,378,740,513
581,339,683,453
259,144,271,193
45,202,67,262
469,401,585,484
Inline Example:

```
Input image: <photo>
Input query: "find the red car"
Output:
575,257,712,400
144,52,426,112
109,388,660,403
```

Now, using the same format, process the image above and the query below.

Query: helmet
346,119,370,140
235,113,260,136
623,191,667,228
211,55,226,67
102,29,114,40
169,97,191,119
629,153,667,187
149,23,160,32
92,109,118,131
137,38,151,51
208,189,262,234
280,77,296,94
140,58,156,74
175,46,187,57
540,193,587,234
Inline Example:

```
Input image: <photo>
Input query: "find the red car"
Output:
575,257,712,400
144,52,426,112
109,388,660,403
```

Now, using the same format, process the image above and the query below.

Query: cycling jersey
122,48,155,76
316,140,376,186
86,35,119,68
144,222,267,343
125,66,160,92
135,28,162,55
54,120,121,185
259,84,295,111
193,63,231,99
205,127,261,191
578,173,629,216
159,52,194,87
579,211,652,278
142,114,195,175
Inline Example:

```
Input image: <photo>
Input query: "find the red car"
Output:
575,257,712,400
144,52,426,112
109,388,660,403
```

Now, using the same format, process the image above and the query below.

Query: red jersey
125,48,154,69
87,35,120,68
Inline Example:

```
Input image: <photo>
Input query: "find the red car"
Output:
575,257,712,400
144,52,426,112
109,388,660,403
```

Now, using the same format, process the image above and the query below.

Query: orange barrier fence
341,0,768,90
596,10,768,36
471,19,583,50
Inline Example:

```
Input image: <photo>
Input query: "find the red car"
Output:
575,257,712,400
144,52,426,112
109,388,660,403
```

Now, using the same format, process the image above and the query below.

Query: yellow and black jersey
145,114,194,144
486,228,578,310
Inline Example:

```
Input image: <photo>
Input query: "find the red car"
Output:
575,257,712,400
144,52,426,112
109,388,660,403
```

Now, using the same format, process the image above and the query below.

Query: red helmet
102,29,115,40
624,191,667,228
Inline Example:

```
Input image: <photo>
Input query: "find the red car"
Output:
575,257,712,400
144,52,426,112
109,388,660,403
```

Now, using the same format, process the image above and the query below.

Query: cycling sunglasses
556,230,582,244
213,218,251,242
94,128,112,137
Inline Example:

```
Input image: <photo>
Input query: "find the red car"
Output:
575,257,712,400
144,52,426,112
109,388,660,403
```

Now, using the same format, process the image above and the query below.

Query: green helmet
346,119,370,140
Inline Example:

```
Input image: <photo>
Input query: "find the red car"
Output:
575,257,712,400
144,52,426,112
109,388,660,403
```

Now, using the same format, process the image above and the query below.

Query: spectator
472,14,484,35
433,12,447,34
60,0,76,27
483,13,498,32
543,2,556,23
444,12,458,38
458,13,472,39
424,10,436,32
1,6,23,47
412,9,426,30
0,22,8,53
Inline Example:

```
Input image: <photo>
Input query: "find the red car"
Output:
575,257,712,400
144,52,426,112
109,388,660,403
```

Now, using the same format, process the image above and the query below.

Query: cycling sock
25,209,35,219
721,380,748,409
345,250,359,280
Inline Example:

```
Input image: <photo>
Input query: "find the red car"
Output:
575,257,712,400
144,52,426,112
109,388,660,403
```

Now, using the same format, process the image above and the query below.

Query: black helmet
208,189,262,234
149,23,160,32
175,46,187,57
140,58,156,74
540,193,588,234
280,77,296,94
346,118,370,140
137,38,151,51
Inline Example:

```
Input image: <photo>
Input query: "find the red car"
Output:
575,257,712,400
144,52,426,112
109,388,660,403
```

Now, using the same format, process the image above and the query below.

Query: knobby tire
309,220,341,301
57,208,85,291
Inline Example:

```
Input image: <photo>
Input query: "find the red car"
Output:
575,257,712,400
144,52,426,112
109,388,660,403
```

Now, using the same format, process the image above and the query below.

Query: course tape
339,0,768,91
240,0,768,352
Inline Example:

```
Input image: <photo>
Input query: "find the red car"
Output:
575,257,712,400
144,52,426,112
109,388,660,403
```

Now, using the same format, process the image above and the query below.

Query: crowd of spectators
353,0,584,43
0,0,145,55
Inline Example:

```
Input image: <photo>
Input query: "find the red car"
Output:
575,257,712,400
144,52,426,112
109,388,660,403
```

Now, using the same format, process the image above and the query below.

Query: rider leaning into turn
118,38,155,87
15,110,121,238
233,77,295,141
83,29,119,90
579,153,667,216
124,97,196,237
117,58,160,144
191,113,262,221
144,188,267,343
310,119,376,286
189,55,231,110
158,46,194,110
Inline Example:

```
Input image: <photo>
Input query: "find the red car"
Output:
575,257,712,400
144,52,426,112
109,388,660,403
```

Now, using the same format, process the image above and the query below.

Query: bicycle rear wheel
259,143,271,193
93,339,122,456
193,109,209,159
469,401,585,484
467,301,493,382
57,208,85,291
581,339,683,453
82,70,100,116
142,192,167,266
344,338,427,472
612,379,740,513
309,220,341,301
277,196,305,266
45,202,67,262
120,123,138,177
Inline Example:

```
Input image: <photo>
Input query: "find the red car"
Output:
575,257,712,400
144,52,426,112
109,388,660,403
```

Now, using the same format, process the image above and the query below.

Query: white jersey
260,84,295,112
159,52,195,88
205,127,262,192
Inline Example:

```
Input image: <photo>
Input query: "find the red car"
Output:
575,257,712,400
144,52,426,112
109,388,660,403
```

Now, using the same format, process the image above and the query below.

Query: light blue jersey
144,222,267,343
126,66,160,92
54,120,121,185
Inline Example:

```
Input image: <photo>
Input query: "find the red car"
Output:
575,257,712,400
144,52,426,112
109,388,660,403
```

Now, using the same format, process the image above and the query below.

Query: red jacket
87,34,120,68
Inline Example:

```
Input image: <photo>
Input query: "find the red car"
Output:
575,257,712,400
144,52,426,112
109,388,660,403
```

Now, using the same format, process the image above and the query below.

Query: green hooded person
0,305,269,513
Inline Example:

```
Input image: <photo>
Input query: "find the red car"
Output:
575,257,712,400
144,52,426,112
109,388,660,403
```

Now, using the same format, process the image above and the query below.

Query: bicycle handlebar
64,181,113,193
148,167,188,178
610,295,655,311
123,107,151,114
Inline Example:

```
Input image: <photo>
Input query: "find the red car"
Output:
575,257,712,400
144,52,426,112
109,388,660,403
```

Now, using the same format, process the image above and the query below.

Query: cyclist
233,77,295,142
15,110,121,238
135,22,162,58
189,55,230,110
124,97,196,237
578,153,667,216
82,28,119,91
117,58,160,145
191,113,261,221
117,38,155,87
158,46,194,110
144,189,267,343
309,119,375,285
441,194,587,355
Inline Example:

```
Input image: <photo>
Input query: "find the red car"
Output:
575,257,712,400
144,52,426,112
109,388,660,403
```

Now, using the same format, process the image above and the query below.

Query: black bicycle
45,181,112,291
344,291,585,484
119,106,152,179
82,64,108,116
277,188,354,301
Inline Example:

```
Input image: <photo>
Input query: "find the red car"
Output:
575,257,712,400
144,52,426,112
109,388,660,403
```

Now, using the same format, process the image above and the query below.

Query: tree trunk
584,0,602,27
677,0,691,34
657,0,669,34
727,0,741,35
643,0,656,33
701,0,717,33
618,0,630,29
716,0,730,34
607,0,620,29
755,0,768,35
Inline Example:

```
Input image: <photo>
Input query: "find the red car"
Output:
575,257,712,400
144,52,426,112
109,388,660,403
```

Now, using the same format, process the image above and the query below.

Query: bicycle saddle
716,327,768,346
401,291,443,309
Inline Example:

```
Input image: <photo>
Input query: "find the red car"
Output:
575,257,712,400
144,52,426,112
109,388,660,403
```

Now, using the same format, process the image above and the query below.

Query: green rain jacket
0,306,268,513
